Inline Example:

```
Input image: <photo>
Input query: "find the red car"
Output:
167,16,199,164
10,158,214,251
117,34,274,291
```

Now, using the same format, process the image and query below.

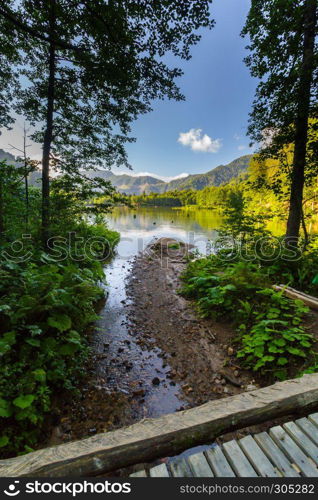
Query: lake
91,207,223,419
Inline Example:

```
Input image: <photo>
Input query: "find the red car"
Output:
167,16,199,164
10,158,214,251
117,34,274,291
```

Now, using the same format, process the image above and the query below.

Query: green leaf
287,346,306,357
274,369,287,381
277,357,288,366
273,338,286,347
0,436,9,448
312,274,318,285
48,314,72,332
13,395,35,409
26,338,41,347
32,369,46,382
0,398,12,418
0,340,11,355
59,343,79,355
0,304,11,314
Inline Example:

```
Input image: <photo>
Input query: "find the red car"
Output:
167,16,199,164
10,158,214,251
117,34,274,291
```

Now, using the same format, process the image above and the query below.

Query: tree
1,0,213,245
8,125,39,229
0,2,21,128
242,0,317,244
0,159,34,239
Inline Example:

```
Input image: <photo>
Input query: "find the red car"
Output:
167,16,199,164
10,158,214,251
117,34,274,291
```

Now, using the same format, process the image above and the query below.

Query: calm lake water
91,207,223,419
107,206,223,256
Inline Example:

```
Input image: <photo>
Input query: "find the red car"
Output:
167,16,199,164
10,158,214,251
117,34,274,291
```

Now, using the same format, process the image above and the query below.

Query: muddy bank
47,243,186,447
126,237,256,408
48,236,318,448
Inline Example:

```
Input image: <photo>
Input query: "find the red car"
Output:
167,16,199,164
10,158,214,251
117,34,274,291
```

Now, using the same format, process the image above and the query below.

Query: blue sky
123,0,257,180
0,0,257,181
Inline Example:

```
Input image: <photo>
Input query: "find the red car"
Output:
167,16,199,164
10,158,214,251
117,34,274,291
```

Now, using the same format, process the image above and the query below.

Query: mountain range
86,154,252,195
0,148,252,194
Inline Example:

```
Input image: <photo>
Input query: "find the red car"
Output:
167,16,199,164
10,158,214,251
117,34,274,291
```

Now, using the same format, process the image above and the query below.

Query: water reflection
107,206,223,258
91,207,223,419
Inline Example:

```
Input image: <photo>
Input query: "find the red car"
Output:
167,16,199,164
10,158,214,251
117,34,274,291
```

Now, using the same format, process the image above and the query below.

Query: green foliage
181,257,314,380
0,224,115,454
236,290,311,379
0,174,119,455
242,0,317,242
4,0,214,175
130,189,196,208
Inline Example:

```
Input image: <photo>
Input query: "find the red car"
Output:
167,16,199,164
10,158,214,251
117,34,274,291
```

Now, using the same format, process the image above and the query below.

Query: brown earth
47,237,318,449
126,237,318,446
126,237,257,407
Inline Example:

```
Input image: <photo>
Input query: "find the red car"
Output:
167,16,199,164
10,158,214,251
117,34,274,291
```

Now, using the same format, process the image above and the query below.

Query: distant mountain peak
87,154,252,195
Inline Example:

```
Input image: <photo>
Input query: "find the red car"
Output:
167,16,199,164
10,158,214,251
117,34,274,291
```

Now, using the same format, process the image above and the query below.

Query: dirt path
126,237,256,407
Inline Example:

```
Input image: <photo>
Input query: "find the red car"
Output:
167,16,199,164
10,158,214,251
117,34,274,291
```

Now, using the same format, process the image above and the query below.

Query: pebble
152,377,161,386
245,384,258,392
133,389,146,397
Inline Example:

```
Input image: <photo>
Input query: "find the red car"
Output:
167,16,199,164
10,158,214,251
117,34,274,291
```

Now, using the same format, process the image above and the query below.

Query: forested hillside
85,154,252,195
163,155,252,192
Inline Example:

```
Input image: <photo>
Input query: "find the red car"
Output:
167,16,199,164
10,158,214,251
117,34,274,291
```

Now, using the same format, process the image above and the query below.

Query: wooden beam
1,374,318,477
273,285,318,310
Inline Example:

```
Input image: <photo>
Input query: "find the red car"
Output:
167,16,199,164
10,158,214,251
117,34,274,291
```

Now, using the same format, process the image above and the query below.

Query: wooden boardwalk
2,375,318,477
131,413,318,477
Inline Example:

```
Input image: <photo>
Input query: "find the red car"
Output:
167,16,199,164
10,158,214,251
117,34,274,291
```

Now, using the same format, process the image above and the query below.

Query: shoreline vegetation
0,166,120,456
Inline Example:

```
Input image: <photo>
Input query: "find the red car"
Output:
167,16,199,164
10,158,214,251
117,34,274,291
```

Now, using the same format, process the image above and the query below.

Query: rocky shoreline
126,237,257,408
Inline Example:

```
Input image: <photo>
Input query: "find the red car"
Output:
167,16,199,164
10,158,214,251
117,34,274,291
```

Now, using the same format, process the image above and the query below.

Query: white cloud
234,133,241,141
238,145,247,151
178,128,222,153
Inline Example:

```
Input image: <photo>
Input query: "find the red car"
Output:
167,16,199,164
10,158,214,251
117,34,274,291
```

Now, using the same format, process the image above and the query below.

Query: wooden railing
1,374,318,477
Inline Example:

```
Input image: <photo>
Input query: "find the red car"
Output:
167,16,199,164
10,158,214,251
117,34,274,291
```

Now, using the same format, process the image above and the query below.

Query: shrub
0,222,119,455
180,257,314,380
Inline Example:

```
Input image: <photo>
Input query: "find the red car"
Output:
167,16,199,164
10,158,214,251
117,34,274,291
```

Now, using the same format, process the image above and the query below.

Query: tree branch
0,5,86,55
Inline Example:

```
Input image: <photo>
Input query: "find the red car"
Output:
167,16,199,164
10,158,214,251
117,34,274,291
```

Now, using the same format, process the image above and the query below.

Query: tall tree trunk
285,0,317,244
23,125,29,230
41,0,56,247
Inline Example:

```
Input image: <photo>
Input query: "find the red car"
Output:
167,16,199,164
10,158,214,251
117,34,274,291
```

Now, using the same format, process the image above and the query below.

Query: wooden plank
254,432,300,477
283,421,318,463
296,418,318,446
169,459,193,477
270,426,318,477
308,413,318,428
1,374,318,477
222,440,258,477
273,285,318,310
149,463,170,477
186,452,214,477
239,435,281,477
130,469,147,477
205,446,235,477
